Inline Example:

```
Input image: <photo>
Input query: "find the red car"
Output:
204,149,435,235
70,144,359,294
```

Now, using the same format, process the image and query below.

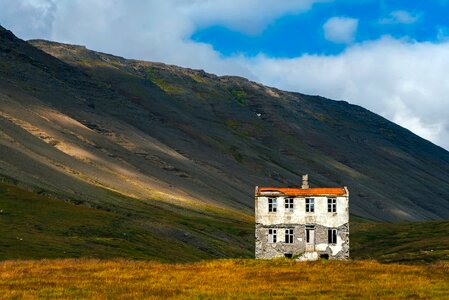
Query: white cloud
248,38,449,149
0,0,56,38
379,10,420,25
1,1,449,150
184,0,329,35
323,17,358,44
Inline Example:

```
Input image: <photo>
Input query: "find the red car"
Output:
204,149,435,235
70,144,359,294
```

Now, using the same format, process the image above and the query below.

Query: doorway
305,226,315,252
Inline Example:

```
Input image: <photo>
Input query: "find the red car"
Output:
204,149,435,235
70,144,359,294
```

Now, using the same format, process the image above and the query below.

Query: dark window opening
328,198,337,212
285,228,294,244
284,253,293,259
305,198,315,213
328,229,337,244
268,198,277,213
285,197,294,212
320,253,329,260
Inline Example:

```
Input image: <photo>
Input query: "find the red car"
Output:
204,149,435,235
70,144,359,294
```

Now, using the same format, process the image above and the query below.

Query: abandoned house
255,175,349,260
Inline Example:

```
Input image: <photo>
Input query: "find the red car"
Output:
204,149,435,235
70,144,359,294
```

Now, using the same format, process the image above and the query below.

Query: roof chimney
301,174,309,189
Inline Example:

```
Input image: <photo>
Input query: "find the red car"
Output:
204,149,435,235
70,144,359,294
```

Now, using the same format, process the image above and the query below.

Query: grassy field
2,180,449,264
351,216,449,263
0,181,253,262
1,259,448,299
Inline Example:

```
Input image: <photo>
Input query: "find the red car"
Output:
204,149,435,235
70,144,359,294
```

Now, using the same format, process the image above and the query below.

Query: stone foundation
255,223,349,260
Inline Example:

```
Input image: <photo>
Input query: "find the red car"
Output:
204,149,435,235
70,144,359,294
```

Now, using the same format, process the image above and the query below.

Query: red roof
257,187,346,197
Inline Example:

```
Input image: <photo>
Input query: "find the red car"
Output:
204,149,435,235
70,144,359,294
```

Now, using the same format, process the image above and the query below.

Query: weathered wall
255,224,306,259
255,223,349,259
256,196,349,228
255,194,349,260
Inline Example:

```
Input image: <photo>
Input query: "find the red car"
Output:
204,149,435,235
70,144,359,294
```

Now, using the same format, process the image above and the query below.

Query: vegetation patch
150,78,185,94
224,119,239,130
230,146,244,163
231,90,248,105
189,73,208,83
351,218,449,264
144,68,184,94
0,182,253,262
1,259,448,299
145,68,156,77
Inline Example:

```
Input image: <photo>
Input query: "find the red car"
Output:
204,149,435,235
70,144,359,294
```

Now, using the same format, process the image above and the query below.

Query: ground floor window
328,229,337,244
268,229,277,243
285,228,294,244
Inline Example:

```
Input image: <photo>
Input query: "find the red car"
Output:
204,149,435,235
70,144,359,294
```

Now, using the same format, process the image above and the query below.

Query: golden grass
1,259,448,299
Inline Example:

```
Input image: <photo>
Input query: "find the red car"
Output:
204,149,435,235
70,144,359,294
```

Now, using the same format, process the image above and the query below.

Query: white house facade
255,175,349,260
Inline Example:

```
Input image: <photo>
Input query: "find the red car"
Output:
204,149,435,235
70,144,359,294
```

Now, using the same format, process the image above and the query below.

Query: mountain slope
1,25,449,226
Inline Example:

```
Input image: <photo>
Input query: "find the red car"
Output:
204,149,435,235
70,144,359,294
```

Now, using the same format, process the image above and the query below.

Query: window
285,197,294,212
268,198,277,212
328,229,337,244
268,229,277,243
305,198,314,213
285,228,294,244
328,198,337,212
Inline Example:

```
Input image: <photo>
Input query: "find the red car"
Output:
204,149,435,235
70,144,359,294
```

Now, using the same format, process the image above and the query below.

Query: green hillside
1,179,449,263
0,180,253,261
351,217,449,263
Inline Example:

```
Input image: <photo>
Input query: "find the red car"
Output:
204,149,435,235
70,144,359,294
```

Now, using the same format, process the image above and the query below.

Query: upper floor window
285,228,294,244
328,229,337,244
268,228,277,243
328,198,337,213
305,198,315,213
268,198,277,212
285,197,294,212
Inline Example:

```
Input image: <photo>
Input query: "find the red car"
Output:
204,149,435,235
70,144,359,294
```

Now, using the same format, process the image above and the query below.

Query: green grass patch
189,73,208,83
145,68,156,77
150,78,185,94
231,90,248,105
224,119,239,130
350,217,449,263
230,146,244,163
0,182,253,262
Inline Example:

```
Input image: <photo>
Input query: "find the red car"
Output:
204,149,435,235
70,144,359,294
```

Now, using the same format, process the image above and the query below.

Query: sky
1,0,449,149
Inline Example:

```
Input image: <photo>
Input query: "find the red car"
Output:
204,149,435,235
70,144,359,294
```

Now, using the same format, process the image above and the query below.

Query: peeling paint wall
255,193,349,260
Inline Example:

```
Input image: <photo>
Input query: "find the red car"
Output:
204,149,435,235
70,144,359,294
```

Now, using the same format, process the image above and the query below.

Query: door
305,227,315,252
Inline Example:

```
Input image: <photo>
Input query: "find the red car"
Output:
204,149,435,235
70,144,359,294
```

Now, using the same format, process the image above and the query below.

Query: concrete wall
256,195,349,228
255,194,349,260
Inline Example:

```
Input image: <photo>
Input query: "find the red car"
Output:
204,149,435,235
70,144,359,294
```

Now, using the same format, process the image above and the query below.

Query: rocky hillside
1,24,449,228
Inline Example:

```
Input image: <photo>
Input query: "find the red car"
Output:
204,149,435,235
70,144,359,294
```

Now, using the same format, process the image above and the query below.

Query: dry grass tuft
1,259,448,299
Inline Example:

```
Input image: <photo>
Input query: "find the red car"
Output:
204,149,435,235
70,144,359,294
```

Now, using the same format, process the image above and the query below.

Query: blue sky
1,0,449,150
192,0,449,57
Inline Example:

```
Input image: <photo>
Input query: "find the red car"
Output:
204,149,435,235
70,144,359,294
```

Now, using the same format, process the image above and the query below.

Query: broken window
328,198,337,212
328,229,337,244
268,198,277,212
305,198,314,213
268,228,277,243
285,228,294,244
285,197,294,212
